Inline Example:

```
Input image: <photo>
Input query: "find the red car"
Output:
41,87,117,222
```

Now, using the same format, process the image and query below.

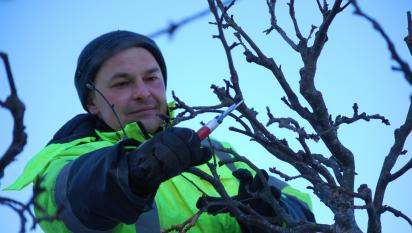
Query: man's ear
86,94,99,115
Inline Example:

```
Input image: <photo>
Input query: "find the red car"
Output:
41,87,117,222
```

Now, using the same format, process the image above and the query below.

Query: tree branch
372,100,412,232
380,205,412,227
288,0,304,41
389,157,412,182
264,0,299,52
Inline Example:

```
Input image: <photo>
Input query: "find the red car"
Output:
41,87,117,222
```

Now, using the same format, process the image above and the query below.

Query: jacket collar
95,122,148,144
49,101,175,145
95,101,176,144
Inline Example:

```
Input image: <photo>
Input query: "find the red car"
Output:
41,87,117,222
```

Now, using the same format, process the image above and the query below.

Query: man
7,30,314,233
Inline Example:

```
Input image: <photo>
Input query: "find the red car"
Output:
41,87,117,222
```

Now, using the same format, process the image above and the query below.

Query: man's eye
146,76,158,82
112,81,129,87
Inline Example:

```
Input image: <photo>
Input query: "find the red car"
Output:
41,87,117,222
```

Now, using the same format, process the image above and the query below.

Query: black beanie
74,30,167,111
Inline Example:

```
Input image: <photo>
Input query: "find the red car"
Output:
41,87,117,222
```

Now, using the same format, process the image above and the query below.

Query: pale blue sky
0,1,411,233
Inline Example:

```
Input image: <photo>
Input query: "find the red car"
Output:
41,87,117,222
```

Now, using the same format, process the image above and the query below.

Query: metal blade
217,100,244,123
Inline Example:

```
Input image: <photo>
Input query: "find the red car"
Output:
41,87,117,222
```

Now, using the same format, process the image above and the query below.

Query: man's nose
132,82,150,99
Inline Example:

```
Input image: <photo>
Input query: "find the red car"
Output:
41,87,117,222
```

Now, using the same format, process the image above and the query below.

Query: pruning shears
197,100,244,140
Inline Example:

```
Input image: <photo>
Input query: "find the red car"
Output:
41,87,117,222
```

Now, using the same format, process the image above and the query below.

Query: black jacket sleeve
54,139,154,232
267,176,315,222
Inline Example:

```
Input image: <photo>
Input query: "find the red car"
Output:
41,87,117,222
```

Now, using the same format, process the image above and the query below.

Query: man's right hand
127,127,212,196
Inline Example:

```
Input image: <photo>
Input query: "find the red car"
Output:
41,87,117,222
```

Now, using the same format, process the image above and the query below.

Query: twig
380,205,412,227
161,210,205,233
266,106,320,142
332,103,390,127
269,167,303,181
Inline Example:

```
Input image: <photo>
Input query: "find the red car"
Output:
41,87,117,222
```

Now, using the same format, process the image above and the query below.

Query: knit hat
74,30,167,111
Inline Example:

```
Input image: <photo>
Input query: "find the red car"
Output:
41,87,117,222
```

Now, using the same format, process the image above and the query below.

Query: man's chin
134,119,161,134
125,111,165,133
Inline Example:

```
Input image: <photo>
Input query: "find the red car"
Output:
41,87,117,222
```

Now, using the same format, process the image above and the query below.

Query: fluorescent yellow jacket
6,114,313,233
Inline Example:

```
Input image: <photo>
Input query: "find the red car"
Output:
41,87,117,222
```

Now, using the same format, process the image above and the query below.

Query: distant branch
0,52,27,180
352,1,412,85
148,0,240,39
406,11,412,55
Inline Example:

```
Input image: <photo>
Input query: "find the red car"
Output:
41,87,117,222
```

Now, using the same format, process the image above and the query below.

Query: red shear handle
197,127,212,141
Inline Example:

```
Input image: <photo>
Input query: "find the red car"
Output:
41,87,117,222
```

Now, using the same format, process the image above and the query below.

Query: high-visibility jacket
6,113,314,233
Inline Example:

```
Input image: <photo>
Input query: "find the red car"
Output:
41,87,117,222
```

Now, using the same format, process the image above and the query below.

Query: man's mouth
128,107,157,115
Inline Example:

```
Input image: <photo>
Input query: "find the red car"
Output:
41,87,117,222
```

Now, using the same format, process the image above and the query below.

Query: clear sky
0,1,411,233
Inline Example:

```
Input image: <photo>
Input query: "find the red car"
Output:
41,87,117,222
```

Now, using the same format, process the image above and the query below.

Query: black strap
134,202,161,233
55,161,112,233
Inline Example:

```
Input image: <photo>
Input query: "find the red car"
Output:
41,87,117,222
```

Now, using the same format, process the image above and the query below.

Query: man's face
87,47,167,133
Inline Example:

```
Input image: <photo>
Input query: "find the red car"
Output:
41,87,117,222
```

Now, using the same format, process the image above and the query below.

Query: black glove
196,169,282,232
234,169,281,216
128,127,212,196
197,169,281,215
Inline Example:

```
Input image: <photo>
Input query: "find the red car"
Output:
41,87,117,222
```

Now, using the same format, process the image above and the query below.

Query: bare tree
1,1,410,233
166,1,412,233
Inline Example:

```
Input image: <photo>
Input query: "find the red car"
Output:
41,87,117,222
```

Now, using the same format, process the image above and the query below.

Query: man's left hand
196,169,283,231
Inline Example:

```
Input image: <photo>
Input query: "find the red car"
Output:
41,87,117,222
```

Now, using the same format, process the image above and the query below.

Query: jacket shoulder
4,136,103,191
48,114,98,144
